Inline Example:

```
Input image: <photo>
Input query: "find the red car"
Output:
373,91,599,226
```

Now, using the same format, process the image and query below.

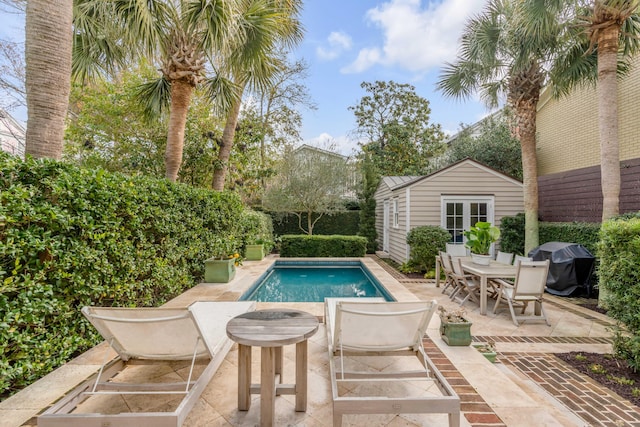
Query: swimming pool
239,260,395,302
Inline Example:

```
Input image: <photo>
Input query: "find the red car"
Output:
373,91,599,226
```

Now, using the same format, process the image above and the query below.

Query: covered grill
528,242,596,296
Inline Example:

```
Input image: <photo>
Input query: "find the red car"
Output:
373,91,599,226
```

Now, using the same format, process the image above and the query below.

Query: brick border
424,338,507,427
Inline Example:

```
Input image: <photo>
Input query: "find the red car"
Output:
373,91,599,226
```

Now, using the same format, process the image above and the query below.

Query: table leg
295,340,308,411
435,256,441,288
261,346,276,427
238,344,251,410
480,275,487,315
275,346,283,384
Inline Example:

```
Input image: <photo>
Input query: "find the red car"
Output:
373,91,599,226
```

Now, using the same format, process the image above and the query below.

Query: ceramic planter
471,253,491,266
474,345,497,363
204,257,236,283
440,319,472,346
245,244,265,261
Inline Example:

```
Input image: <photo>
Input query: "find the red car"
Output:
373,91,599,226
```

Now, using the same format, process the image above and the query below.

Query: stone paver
3,255,636,427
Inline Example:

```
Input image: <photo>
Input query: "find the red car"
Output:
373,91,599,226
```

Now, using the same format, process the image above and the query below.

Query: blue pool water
239,260,394,302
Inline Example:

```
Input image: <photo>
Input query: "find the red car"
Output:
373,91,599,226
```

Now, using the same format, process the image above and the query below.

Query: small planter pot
245,244,265,261
474,345,497,363
204,257,236,283
471,253,491,266
439,320,472,346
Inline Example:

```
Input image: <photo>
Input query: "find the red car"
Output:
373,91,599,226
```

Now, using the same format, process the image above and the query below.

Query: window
441,196,494,243
392,199,399,228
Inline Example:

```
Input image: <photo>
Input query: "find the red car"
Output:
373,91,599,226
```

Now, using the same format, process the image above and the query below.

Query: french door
441,196,494,246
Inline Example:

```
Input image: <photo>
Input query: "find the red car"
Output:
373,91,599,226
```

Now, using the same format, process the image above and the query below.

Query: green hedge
598,215,640,370
279,235,367,257
499,213,601,255
268,210,360,236
0,153,244,396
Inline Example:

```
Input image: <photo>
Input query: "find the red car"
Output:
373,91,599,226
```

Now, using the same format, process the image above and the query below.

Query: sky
0,0,493,155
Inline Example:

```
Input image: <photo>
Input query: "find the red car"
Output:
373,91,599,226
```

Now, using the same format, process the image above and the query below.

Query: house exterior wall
374,181,392,254
536,56,640,221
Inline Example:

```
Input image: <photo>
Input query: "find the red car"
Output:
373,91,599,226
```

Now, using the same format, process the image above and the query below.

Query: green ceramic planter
204,258,236,283
245,244,265,261
474,345,497,362
440,320,472,346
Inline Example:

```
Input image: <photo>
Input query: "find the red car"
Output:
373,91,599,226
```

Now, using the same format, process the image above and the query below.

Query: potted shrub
474,340,497,363
463,221,500,265
204,239,242,283
438,306,472,346
245,238,273,261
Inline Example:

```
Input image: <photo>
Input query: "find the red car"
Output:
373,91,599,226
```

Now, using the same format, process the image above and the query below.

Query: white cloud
343,0,486,74
316,31,353,61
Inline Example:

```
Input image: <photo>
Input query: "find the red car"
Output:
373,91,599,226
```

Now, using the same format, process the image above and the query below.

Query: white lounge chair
325,298,460,427
492,260,551,326
38,301,255,427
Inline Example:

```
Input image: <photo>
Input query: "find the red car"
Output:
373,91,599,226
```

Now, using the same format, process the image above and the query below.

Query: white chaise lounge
324,298,460,427
38,301,255,427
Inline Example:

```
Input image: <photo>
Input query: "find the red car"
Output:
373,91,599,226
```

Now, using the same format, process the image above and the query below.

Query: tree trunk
25,0,73,159
597,24,621,221
165,79,194,182
515,98,540,255
212,90,243,191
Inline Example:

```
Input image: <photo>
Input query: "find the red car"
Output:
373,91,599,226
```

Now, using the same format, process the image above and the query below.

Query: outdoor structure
536,55,640,222
0,109,25,158
374,158,524,264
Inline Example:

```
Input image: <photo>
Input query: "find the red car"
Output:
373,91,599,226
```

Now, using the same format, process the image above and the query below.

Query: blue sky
0,0,493,155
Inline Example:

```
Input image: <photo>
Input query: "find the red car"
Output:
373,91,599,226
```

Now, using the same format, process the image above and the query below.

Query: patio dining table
460,258,517,315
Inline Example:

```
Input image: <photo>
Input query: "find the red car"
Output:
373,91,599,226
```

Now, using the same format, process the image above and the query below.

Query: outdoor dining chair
492,260,551,326
496,251,514,264
439,251,459,296
450,257,481,306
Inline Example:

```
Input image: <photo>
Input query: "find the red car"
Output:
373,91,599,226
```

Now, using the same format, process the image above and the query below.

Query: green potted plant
204,238,241,283
473,340,497,363
438,306,472,346
245,238,273,261
463,221,500,265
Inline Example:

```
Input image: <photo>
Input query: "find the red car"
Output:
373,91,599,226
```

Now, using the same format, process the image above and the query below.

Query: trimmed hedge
0,153,244,396
499,213,601,255
598,214,640,370
279,235,367,257
268,210,360,236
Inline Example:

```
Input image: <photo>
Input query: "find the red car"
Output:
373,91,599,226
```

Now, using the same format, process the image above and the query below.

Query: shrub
405,226,451,272
279,235,367,257
598,216,640,370
0,152,244,396
241,210,274,253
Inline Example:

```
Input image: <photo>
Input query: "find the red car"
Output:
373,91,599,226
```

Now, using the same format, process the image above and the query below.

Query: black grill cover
528,242,595,296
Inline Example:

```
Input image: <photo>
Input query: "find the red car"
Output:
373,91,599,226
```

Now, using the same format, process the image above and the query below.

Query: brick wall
536,56,640,176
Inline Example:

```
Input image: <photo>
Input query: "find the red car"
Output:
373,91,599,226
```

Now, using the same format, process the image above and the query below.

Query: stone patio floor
1,255,638,427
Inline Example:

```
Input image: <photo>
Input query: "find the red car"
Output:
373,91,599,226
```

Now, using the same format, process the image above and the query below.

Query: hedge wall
279,235,367,257
499,213,601,255
0,153,244,396
268,210,360,236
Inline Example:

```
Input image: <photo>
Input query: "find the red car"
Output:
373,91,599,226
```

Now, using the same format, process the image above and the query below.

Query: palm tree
584,1,639,220
25,0,73,159
437,0,563,254
211,0,303,191
526,0,640,221
73,0,301,183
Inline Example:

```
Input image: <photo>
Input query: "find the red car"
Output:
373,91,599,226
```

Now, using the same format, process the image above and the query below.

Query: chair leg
507,299,519,326
492,296,501,314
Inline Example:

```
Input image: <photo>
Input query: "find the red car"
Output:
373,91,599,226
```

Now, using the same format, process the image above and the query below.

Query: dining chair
492,260,551,326
451,257,480,306
446,243,468,257
496,251,514,265
439,251,458,296
513,255,533,265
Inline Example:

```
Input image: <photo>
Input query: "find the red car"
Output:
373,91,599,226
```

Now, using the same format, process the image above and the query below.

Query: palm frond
183,0,234,53
134,76,172,120
203,74,242,116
